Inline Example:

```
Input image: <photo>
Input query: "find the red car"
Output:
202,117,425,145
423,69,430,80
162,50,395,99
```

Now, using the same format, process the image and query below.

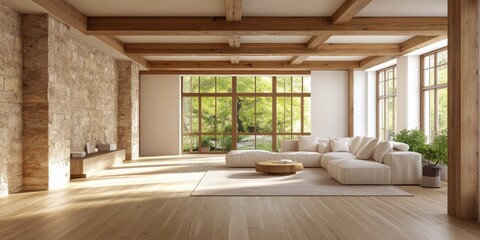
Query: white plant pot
439,164,448,181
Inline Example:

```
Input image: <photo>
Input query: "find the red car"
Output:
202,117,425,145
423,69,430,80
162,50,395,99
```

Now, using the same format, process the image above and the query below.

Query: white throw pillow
329,138,350,152
372,141,393,163
392,141,409,151
355,137,372,155
356,138,380,160
350,136,363,154
317,138,331,153
298,136,319,152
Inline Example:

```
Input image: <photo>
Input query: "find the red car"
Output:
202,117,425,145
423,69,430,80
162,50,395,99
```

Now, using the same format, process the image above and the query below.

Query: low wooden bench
70,149,126,179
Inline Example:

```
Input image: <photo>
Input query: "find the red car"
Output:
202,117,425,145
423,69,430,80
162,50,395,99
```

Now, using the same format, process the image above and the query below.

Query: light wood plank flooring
0,155,479,240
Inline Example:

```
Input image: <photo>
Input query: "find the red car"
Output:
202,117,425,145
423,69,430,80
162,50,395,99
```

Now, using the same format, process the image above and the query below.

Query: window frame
181,75,311,153
376,65,397,141
420,47,448,141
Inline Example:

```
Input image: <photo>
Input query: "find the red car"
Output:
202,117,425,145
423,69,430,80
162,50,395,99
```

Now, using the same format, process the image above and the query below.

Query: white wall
140,75,181,156
366,71,377,137
396,55,421,131
311,71,348,138
353,71,368,136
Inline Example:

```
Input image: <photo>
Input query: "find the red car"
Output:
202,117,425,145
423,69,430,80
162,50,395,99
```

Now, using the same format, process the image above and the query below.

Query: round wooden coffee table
255,160,303,174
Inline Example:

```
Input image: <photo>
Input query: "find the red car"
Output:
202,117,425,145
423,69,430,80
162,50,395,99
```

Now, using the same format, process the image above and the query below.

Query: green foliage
201,137,214,148
428,131,448,166
392,129,427,153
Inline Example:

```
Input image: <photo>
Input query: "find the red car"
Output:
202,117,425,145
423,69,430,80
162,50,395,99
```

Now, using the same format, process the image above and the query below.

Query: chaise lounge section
226,136,422,185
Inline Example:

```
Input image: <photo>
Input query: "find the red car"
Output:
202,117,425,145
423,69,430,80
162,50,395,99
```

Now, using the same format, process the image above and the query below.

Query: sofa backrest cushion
280,140,298,152
372,141,393,163
317,138,331,153
350,136,363,154
298,136,319,152
356,138,380,160
392,141,410,151
330,138,350,152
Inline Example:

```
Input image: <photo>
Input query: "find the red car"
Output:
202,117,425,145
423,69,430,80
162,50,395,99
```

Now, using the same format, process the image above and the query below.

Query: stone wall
117,61,139,160
0,3,23,195
68,31,118,152
22,14,119,190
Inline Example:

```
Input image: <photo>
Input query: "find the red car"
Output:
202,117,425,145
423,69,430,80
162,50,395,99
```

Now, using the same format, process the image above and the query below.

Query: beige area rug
191,167,413,196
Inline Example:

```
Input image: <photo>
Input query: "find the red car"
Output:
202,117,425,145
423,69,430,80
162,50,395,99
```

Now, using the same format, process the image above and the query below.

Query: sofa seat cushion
320,152,357,168
383,151,422,184
327,159,391,184
226,150,275,167
274,152,322,167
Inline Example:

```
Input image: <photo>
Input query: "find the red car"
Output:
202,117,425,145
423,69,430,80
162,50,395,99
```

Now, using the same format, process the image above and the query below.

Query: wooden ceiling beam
224,0,243,64
359,35,447,69
124,43,400,56
148,61,360,71
33,0,148,69
86,17,447,36
332,0,373,24
140,70,312,75
290,34,333,65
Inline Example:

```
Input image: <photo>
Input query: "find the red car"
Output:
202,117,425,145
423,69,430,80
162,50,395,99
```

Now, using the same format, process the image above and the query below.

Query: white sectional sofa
226,136,422,185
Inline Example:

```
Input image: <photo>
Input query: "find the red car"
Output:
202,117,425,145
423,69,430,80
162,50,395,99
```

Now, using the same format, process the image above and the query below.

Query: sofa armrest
383,151,422,185
280,140,298,152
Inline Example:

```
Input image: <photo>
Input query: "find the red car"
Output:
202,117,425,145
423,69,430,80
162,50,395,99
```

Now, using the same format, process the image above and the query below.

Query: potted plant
200,138,214,153
418,131,447,188
392,129,427,152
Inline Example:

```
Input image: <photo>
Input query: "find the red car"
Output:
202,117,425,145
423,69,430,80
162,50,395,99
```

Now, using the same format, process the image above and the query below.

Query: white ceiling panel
67,0,224,16
358,0,447,17
326,36,413,44
241,36,311,44
306,56,366,61
239,56,292,61
117,36,229,44
145,56,231,61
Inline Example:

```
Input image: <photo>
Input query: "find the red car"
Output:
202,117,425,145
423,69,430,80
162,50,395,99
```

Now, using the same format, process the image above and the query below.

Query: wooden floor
0,155,479,240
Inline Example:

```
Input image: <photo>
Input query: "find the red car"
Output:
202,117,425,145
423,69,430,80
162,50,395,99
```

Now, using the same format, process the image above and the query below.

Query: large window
421,48,448,142
182,76,311,153
377,66,397,141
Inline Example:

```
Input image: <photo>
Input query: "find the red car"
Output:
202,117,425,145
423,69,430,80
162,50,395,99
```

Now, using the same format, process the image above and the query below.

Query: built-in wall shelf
70,149,126,179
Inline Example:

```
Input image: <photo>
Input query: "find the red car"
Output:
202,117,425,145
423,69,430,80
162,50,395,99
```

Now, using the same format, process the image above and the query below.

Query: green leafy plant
416,131,447,166
392,129,427,153
201,138,214,148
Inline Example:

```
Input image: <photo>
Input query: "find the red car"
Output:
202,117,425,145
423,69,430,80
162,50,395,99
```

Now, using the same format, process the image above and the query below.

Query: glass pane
200,76,215,93
429,55,435,69
256,135,273,151
182,76,191,93
437,65,448,85
423,90,433,142
276,76,286,93
387,97,395,140
303,97,311,133
292,76,303,93
379,72,384,82
424,69,431,87
216,135,233,152
237,76,255,93
276,97,292,133
437,88,448,134
237,97,256,132
201,97,215,133
387,69,393,80
379,81,384,96
387,79,394,95
292,97,302,133
429,68,435,86
256,76,272,93
303,76,311,93
429,90,436,142
256,97,273,133
183,135,199,152
217,97,232,133
378,99,385,140
200,135,215,152
217,76,232,93
285,76,292,93
182,97,199,133
424,55,431,69
237,135,255,150
437,50,447,65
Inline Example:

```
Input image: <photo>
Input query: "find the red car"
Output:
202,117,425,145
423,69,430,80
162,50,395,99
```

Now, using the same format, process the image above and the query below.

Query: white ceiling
326,36,412,44
1,0,448,70
307,56,366,61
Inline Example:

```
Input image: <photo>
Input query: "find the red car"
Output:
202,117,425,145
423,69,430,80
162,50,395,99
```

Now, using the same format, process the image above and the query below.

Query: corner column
448,0,479,220
117,61,140,160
